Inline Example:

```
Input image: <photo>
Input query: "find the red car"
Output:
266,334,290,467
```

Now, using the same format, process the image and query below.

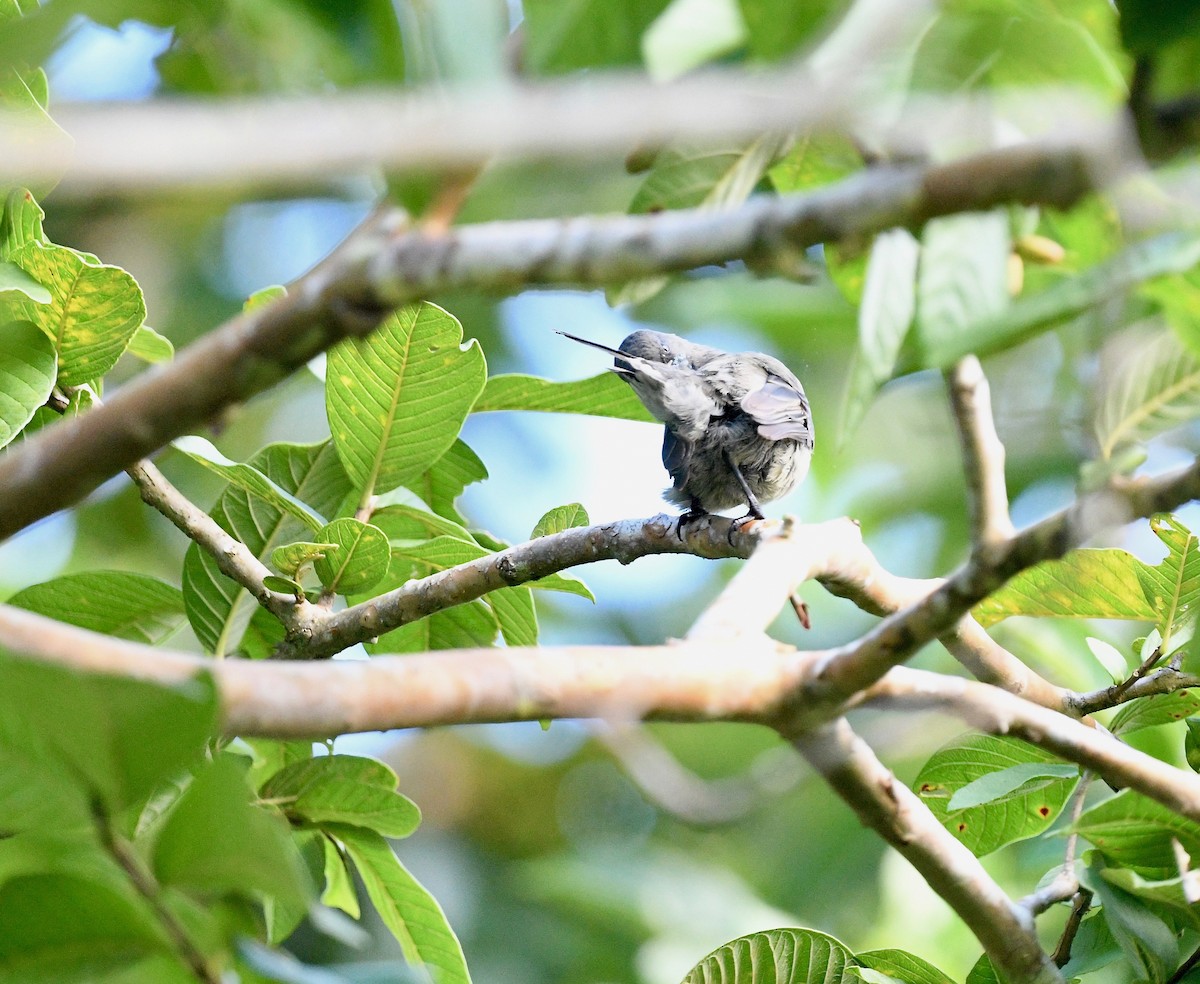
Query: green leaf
0,655,218,819
271,541,340,578
1086,636,1130,683
0,260,48,302
641,0,747,80
245,284,286,311
914,734,1078,856
1080,858,1177,984
0,319,55,449
0,188,45,256
326,302,486,497
312,518,390,595
153,753,308,906
839,229,919,446
681,928,854,984
531,503,589,538
474,371,653,421
335,825,471,984
1136,514,1200,646
964,954,999,984
8,572,185,645
0,874,182,982
1074,789,1200,876
1096,328,1200,461
972,548,1156,627
6,242,146,386
916,229,1200,369
126,323,174,363
173,435,326,533
322,836,360,919
488,585,538,647
182,441,352,656
403,439,488,524
372,504,475,544
527,570,596,602
856,950,956,984
1110,690,1200,734
262,755,421,839
768,130,861,193
914,211,1011,367
946,762,1079,811
1099,866,1200,919
1187,717,1200,772
522,0,670,73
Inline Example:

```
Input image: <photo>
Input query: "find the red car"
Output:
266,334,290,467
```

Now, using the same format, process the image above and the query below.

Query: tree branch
946,356,1015,547
790,719,1062,984
0,142,1101,544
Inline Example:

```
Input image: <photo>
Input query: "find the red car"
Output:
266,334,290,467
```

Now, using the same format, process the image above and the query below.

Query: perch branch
791,719,1062,984
946,355,1015,546
0,140,1100,543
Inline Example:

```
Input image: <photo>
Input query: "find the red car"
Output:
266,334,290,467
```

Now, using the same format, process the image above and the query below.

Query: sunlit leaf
531,503,589,538
0,319,54,449
914,734,1077,856
1110,690,1200,734
973,548,1155,627
6,242,145,386
403,438,488,525
856,950,956,984
641,0,747,81
126,323,173,363
326,302,486,498
946,762,1078,812
474,372,652,421
1136,515,1200,647
0,260,48,302
0,187,45,256
681,927,854,984
270,541,339,578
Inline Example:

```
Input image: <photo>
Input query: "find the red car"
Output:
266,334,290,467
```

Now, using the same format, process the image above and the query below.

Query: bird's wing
661,427,691,491
740,376,814,444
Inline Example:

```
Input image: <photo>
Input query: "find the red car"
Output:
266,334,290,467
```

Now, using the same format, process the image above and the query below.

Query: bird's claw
676,509,708,541
727,514,766,545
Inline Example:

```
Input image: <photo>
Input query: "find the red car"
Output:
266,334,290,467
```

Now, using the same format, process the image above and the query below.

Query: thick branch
0,142,1098,543
862,668,1200,821
804,457,1200,707
946,356,1015,546
791,719,1062,984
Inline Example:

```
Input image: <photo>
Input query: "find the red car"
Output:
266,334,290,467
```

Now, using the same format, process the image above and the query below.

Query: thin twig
1051,890,1093,968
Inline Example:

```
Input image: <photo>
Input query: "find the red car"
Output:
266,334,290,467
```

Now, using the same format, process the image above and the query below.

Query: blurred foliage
7,0,1200,982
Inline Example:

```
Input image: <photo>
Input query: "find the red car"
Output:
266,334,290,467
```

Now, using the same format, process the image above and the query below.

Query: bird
557,328,814,525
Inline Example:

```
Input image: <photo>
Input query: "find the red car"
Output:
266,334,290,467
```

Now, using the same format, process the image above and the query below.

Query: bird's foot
676,507,709,541
727,509,767,545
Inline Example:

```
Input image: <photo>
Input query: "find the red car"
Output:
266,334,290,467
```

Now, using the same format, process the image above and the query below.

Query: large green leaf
0,260,48,302
531,503,590,538
680,927,854,984
738,0,839,62
913,734,1078,856
326,302,485,498
402,438,488,524
1095,328,1200,461
261,755,421,839
0,319,54,449
153,754,308,907
838,229,919,446
973,548,1155,627
1080,859,1178,984
914,210,1011,366
0,655,217,821
335,825,471,984
6,242,145,386
0,187,45,257
474,371,653,421
1110,690,1200,734
856,950,956,984
8,572,185,645
915,230,1200,369
182,441,352,656
1074,789,1200,876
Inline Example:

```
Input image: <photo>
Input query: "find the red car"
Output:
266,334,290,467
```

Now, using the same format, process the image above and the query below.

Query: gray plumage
558,328,814,518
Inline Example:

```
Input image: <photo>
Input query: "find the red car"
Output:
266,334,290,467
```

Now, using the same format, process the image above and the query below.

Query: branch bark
0,142,1100,544
946,355,1015,547
791,719,1062,984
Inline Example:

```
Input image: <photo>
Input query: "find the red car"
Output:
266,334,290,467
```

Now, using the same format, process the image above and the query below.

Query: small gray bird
558,329,814,523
